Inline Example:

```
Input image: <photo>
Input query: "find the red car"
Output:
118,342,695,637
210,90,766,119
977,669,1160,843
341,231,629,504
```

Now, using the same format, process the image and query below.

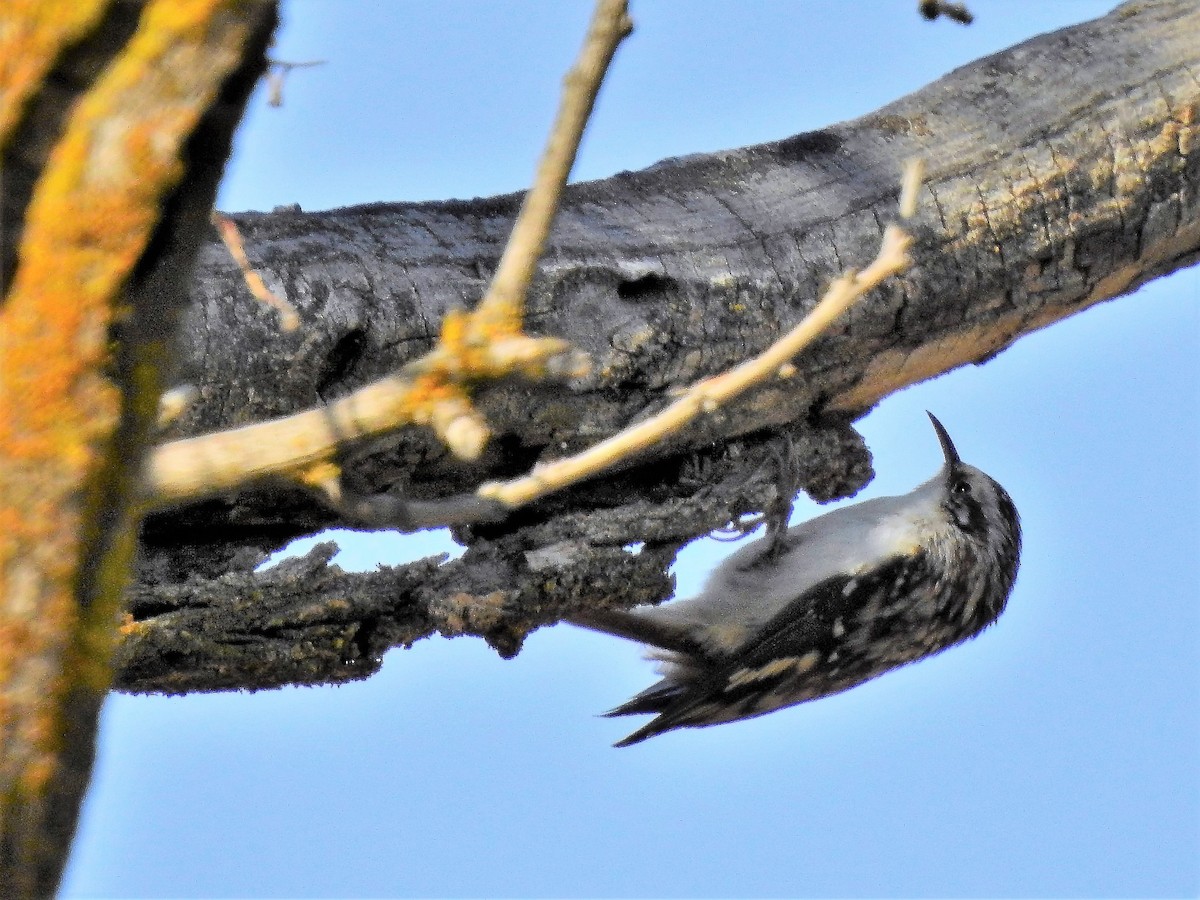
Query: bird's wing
610,551,926,747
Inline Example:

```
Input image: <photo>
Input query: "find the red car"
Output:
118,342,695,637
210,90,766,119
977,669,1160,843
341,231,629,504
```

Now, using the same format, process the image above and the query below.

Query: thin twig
471,0,633,335
212,212,300,331
265,58,327,108
145,0,631,510
476,230,911,507
148,364,488,504
476,160,924,509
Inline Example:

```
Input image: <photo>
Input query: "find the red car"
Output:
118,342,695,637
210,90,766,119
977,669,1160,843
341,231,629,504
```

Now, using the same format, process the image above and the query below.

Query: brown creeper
572,413,1021,747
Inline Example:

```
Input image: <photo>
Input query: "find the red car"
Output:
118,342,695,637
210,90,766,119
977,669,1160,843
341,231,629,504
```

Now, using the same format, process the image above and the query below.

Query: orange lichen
0,0,268,862
296,460,341,492
406,287,579,391
0,0,107,141
117,613,150,639
433,591,510,635
439,308,469,353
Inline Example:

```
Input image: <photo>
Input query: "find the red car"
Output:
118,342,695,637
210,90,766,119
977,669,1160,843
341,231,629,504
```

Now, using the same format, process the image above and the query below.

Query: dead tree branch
124,0,1199,692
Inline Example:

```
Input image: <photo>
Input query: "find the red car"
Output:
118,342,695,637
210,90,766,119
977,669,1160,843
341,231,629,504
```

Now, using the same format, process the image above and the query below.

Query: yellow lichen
0,0,267,830
0,0,108,141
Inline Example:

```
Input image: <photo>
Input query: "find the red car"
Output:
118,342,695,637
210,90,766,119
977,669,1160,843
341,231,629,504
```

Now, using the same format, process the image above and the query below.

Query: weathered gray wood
123,0,1200,692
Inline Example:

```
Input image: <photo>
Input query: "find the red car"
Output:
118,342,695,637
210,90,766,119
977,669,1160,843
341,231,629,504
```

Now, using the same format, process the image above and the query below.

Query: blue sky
61,2,1198,897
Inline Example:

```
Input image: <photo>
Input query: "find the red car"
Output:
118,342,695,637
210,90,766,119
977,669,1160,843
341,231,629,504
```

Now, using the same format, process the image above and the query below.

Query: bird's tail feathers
566,607,702,656
567,608,712,747
602,679,684,718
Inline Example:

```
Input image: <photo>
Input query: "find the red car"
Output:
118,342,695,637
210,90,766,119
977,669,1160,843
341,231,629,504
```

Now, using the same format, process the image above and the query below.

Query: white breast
633,474,947,651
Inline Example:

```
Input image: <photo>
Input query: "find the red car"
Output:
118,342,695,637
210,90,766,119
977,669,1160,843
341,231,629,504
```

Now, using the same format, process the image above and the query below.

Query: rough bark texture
122,0,1200,692
0,1,277,893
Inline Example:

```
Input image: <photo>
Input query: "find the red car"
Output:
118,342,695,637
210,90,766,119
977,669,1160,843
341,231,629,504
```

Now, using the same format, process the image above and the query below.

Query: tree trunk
0,2,277,893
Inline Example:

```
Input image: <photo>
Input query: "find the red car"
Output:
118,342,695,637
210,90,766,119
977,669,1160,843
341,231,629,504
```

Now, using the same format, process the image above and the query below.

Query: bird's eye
953,480,971,495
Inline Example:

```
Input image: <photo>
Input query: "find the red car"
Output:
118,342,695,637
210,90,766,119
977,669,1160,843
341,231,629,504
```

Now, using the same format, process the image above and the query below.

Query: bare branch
211,212,300,331
145,0,632,510
123,0,1200,692
264,58,326,108
473,0,634,334
479,200,916,509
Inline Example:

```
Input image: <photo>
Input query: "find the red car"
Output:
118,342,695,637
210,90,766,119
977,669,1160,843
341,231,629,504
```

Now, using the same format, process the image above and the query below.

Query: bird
571,412,1021,747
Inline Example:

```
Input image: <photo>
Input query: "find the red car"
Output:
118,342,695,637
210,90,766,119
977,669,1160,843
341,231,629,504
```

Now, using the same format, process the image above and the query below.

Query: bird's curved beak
926,411,962,468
